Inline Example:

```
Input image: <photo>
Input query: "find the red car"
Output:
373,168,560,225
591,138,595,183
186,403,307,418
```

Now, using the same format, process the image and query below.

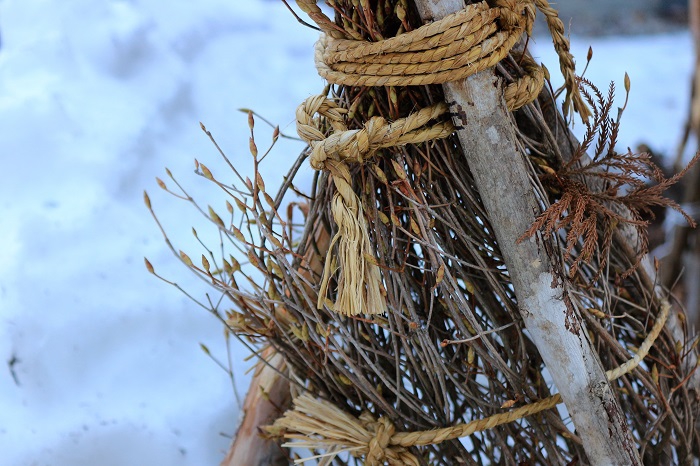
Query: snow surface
0,1,693,464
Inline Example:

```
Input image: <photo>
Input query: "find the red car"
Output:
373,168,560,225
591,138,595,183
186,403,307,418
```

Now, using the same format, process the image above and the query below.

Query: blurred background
0,1,696,465
549,0,687,35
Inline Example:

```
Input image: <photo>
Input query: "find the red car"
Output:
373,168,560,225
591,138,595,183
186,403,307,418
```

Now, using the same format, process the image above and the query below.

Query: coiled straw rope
295,0,588,316
270,301,670,465
314,1,528,87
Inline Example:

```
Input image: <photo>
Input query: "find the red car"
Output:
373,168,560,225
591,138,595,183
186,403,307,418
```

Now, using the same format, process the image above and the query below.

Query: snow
0,1,693,465
532,31,694,159
0,1,319,465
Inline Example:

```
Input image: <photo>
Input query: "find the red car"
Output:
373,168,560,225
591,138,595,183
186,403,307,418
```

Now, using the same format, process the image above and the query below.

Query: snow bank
0,1,692,464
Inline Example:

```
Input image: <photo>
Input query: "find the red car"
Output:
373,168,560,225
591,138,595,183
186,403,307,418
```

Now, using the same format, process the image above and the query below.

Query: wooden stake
412,1,641,464
220,348,290,466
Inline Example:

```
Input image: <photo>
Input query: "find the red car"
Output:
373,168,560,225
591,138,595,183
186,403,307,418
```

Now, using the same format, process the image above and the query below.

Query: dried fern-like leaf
520,77,700,280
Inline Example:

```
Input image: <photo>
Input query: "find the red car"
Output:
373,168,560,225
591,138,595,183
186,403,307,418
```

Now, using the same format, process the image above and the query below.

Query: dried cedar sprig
521,76,699,280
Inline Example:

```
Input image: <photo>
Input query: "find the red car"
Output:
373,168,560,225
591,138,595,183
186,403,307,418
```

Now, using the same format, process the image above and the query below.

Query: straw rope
271,300,670,465
504,53,546,112
313,4,525,87
297,95,454,315
533,0,590,121
295,0,584,317
297,0,584,118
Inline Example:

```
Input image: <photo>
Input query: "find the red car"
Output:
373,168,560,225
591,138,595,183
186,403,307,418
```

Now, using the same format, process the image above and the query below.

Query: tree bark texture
413,1,642,464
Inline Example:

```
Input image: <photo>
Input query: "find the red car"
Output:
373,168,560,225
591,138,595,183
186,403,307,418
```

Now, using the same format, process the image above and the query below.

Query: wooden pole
220,348,289,466
412,1,641,464
221,203,330,465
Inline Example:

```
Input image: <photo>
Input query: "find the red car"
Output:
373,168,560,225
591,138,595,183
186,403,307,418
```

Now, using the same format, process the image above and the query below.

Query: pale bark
412,1,641,464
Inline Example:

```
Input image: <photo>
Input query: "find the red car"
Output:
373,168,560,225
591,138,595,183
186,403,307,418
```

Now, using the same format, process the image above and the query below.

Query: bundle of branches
146,0,700,464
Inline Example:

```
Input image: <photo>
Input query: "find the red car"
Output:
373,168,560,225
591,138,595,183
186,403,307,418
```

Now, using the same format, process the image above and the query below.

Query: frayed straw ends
268,394,420,466
297,96,454,316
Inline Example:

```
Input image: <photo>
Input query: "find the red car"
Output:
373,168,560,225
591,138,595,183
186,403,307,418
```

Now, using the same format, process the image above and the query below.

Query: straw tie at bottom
271,301,670,463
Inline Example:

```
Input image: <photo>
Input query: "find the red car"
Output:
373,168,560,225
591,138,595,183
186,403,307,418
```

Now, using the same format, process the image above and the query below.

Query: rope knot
364,416,395,464
308,115,391,172
494,0,525,30
296,95,453,316
359,414,421,466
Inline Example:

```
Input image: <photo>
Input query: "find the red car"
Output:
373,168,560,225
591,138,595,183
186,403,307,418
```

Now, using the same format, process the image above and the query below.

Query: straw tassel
297,95,386,316
296,95,454,315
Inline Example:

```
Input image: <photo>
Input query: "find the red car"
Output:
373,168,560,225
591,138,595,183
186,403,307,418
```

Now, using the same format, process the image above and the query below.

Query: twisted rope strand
324,3,496,56
294,0,348,39
316,30,521,87
297,96,454,315
534,0,592,121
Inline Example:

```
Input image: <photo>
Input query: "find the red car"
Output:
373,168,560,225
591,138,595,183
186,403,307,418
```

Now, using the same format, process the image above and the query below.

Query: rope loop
364,416,406,465
314,1,528,88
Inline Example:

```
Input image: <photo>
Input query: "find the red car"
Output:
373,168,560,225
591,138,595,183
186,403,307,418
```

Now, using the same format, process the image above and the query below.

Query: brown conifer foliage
520,77,699,280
